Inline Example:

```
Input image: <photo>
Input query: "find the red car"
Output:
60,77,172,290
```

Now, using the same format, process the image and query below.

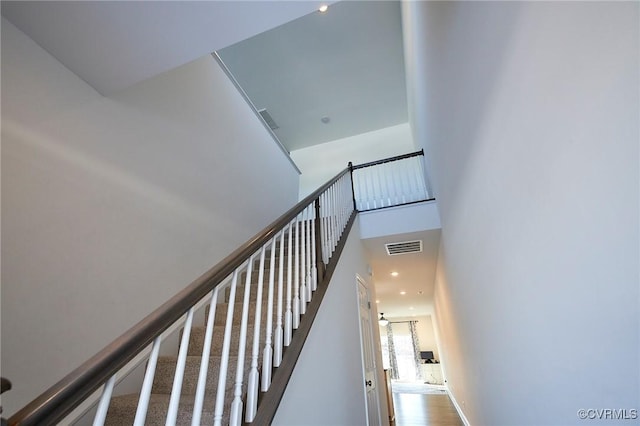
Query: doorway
379,321,423,383
356,276,382,425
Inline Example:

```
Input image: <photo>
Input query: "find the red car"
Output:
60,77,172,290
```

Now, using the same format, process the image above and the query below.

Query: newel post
348,161,357,213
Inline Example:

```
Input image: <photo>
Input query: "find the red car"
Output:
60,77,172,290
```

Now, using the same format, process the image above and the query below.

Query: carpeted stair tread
103,248,301,425
152,355,252,395
208,301,277,326
105,391,228,426
187,325,257,357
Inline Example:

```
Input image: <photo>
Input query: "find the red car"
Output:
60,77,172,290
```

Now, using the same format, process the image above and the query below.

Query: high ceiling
1,1,324,95
217,0,407,152
1,0,436,321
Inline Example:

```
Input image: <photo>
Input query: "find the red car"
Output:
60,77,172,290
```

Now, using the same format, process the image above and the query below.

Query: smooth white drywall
291,123,415,199
359,200,440,239
273,218,388,426
1,18,299,415
405,2,639,425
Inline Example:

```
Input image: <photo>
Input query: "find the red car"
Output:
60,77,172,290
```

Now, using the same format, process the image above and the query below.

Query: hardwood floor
392,391,464,426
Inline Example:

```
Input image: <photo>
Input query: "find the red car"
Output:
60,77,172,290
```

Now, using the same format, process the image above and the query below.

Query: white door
357,276,381,425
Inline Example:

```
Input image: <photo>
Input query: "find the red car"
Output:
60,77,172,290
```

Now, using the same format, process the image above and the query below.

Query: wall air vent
258,108,280,130
385,240,423,256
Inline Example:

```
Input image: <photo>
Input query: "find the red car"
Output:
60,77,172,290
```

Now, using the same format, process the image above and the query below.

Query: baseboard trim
445,385,471,426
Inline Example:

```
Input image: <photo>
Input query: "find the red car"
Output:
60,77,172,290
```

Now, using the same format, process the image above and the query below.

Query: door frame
356,274,382,425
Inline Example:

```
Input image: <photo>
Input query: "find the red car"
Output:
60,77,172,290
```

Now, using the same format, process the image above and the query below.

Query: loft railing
351,149,432,211
7,150,432,426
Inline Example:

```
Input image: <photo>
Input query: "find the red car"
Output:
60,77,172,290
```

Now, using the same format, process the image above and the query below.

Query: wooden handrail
10,148,429,425
8,167,351,426
351,149,424,170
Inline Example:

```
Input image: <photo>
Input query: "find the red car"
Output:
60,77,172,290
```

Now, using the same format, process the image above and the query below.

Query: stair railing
8,167,356,426
8,150,434,426
351,149,433,211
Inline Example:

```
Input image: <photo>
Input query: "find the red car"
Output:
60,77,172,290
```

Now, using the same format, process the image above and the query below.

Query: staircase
105,250,285,425
6,151,428,426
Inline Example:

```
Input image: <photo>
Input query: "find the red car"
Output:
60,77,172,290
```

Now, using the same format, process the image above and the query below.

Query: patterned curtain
409,320,422,380
386,323,399,380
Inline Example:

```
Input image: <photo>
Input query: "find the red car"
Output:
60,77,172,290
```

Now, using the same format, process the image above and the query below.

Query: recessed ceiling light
318,4,329,13
390,271,399,277
400,291,406,295
409,306,414,310
321,116,330,124
376,300,380,304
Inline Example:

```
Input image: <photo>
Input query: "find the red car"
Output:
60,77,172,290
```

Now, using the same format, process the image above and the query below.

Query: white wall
405,2,639,425
1,18,299,414
291,123,415,199
274,218,389,426
359,200,440,239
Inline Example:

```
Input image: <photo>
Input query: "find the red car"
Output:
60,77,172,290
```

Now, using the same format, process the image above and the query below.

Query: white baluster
213,269,240,426
246,245,267,422
366,168,375,210
284,219,293,346
324,191,330,263
340,179,345,227
166,307,195,426
261,237,277,391
293,214,300,329
338,180,343,238
230,255,255,426
400,159,412,203
415,156,429,199
390,161,403,205
412,157,423,201
384,163,396,206
420,155,432,199
329,185,335,256
405,157,416,201
320,192,329,265
299,208,307,315
93,375,116,426
360,170,368,211
305,205,312,303
340,178,345,227
273,229,286,367
336,179,342,230
191,288,221,426
397,160,407,204
311,203,318,292
376,164,385,208
366,168,375,209
347,173,353,216
135,336,162,425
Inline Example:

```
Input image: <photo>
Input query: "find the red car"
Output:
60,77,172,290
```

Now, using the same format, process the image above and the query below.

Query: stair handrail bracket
8,167,354,426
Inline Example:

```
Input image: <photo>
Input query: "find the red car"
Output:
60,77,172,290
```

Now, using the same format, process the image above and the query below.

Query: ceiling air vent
258,108,279,130
385,240,423,256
